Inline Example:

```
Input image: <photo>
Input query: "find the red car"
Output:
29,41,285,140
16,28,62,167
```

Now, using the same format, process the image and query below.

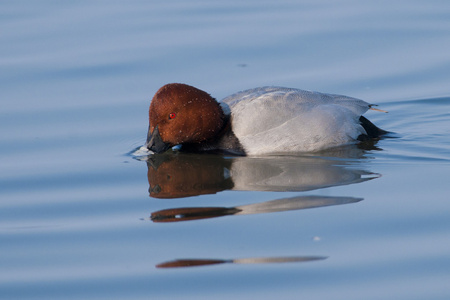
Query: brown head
146,83,225,153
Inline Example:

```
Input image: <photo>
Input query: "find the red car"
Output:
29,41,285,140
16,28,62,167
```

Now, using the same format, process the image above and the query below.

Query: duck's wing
221,87,371,154
222,87,370,136
222,87,371,114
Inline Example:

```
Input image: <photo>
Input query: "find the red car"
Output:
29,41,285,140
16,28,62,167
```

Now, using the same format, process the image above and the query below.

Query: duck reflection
145,151,376,268
151,195,362,222
146,151,378,198
156,255,327,268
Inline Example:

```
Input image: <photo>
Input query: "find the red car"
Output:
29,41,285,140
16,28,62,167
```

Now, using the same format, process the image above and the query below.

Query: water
1,1,450,299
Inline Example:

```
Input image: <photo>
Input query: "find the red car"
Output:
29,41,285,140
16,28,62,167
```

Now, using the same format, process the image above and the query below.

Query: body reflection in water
156,256,327,268
144,148,379,268
146,149,378,199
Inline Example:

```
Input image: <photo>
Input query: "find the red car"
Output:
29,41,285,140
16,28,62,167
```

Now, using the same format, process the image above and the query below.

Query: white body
220,87,370,155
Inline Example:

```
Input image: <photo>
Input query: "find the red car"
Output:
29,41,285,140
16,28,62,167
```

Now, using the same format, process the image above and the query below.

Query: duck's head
146,83,225,153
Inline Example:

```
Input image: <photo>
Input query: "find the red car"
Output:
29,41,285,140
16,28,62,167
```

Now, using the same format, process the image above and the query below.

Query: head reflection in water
146,152,379,199
146,153,233,198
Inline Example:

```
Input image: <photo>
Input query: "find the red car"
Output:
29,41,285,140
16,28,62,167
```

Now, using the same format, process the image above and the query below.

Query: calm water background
1,1,450,299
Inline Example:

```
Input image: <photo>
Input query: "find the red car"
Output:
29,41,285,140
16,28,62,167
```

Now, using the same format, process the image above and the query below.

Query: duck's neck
182,108,246,155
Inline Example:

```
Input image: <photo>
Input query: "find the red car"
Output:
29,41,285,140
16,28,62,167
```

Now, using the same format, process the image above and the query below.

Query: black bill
146,125,171,153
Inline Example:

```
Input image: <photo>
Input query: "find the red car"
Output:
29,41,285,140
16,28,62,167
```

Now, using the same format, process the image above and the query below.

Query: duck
146,83,387,155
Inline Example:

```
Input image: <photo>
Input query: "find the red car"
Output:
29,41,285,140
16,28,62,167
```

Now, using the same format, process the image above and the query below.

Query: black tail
358,116,388,141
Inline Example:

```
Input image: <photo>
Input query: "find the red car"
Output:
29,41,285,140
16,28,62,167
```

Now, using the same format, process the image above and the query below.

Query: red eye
169,113,176,119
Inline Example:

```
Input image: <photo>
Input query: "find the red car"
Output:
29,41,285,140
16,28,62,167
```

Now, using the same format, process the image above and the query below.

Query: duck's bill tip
146,144,170,154
146,125,171,154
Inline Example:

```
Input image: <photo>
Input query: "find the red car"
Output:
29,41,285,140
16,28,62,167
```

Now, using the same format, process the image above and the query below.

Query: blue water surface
1,1,450,299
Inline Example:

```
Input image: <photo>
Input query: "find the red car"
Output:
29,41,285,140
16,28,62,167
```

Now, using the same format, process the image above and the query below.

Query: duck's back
220,87,370,154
